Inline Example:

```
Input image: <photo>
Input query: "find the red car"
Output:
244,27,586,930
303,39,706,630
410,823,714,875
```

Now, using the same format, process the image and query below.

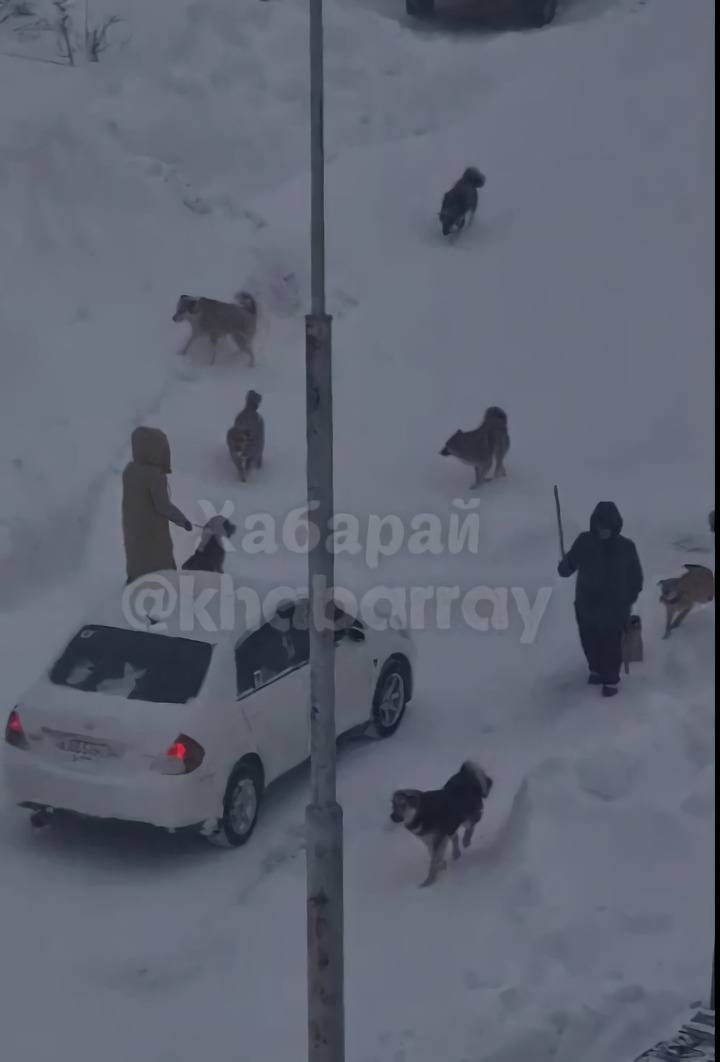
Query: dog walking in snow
439,167,486,237
440,406,509,489
182,516,237,575
172,291,258,365
658,564,714,639
226,390,264,482
390,761,493,887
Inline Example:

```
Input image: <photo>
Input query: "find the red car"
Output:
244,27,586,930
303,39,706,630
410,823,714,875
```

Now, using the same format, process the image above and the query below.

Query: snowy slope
0,0,714,1060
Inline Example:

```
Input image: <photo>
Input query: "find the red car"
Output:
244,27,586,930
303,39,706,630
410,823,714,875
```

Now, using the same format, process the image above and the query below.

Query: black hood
590,501,623,537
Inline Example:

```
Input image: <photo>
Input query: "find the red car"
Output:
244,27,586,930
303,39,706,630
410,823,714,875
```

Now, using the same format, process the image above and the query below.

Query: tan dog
226,390,264,482
439,406,509,489
658,564,714,638
173,291,258,365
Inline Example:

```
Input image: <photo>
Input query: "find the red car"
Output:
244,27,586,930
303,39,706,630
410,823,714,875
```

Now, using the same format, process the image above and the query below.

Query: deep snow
0,0,714,1059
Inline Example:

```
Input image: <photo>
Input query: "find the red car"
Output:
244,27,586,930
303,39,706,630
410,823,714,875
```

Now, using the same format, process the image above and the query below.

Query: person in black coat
558,501,643,697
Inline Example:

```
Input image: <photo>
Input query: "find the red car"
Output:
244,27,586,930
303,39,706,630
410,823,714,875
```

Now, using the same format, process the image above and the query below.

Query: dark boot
601,685,618,698
588,673,603,686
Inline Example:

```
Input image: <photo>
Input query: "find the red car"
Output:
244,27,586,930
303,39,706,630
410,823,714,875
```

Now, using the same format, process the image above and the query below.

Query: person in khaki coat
122,427,192,584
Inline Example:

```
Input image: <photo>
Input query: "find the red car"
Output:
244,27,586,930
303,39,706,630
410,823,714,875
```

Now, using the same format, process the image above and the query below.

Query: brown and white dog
658,564,714,639
390,761,493,887
173,291,258,365
226,390,264,482
440,406,509,489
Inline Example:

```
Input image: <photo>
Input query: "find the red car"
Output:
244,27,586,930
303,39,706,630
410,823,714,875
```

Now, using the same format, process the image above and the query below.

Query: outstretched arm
150,475,191,531
558,536,582,578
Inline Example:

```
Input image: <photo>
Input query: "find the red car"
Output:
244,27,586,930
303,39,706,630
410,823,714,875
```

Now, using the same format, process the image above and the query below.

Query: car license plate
56,737,112,760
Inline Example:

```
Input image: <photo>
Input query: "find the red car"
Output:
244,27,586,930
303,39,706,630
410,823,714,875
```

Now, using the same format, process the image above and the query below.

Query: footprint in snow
103,933,235,996
575,746,639,801
616,910,674,935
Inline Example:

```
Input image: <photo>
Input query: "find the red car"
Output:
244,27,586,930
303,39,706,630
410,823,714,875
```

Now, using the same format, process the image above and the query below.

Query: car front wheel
371,662,409,738
207,761,262,848
517,0,557,26
406,0,435,19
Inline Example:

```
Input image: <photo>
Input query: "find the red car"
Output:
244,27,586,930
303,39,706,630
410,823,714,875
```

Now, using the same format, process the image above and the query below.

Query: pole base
306,801,344,1062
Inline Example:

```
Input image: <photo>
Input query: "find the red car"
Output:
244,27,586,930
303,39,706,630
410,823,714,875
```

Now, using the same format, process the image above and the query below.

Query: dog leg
472,460,492,489
209,339,219,366
179,334,195,356
420,837,448,888
662,607,674,639
462,814,480,849
451,834,462,861
669,607,691,632
233,333,255,368
494,452,508,478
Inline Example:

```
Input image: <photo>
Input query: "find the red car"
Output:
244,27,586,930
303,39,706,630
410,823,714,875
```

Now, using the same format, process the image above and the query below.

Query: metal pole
309,0,325,318
305,0,343,1053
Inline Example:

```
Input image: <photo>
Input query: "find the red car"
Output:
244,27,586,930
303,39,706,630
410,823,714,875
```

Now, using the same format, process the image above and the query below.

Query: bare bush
0,1,35,24
84,12,120,61
7,1,122,65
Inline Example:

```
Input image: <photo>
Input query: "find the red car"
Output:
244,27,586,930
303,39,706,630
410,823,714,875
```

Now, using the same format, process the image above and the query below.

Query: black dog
390,761,493,886
182,516,236,575
439,167,486,236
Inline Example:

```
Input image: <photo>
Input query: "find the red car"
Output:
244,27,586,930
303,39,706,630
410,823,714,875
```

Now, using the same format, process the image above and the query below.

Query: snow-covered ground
0,0,714,1059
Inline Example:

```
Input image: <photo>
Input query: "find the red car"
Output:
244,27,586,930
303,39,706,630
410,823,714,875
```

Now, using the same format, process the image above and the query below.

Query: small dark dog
439,167,486,236
390,761,493,887
182,516,236,575
227,390,264,482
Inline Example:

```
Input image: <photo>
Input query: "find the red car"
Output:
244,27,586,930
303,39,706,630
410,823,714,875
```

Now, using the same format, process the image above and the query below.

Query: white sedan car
4,573,415,846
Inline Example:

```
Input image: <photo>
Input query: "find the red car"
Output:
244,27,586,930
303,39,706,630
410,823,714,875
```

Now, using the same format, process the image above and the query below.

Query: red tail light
5,709,29,750
153,734,204,775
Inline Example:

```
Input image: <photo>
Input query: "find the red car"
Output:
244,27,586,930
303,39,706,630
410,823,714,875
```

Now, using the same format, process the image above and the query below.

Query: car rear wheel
371,662,409,738
517,0,557,26
405,0,435,19
207,761,262,848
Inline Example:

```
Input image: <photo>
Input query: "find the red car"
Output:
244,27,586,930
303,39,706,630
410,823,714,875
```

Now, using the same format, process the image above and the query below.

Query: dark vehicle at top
405,0,558,28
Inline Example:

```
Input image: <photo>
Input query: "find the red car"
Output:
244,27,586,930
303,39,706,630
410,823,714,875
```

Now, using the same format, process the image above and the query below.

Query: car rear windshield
49,625,213,705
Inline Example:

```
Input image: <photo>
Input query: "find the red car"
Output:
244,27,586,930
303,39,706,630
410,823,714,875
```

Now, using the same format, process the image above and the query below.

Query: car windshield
49,625,213,705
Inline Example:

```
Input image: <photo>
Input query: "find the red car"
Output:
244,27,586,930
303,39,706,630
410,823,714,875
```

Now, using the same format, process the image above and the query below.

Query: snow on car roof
92,570,306,645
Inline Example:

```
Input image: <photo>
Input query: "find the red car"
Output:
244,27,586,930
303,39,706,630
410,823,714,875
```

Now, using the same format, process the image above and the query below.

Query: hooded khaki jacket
122,427,190,583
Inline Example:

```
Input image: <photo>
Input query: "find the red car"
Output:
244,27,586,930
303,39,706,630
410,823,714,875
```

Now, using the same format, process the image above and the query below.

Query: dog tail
461,760,493,798
234,291,258,316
